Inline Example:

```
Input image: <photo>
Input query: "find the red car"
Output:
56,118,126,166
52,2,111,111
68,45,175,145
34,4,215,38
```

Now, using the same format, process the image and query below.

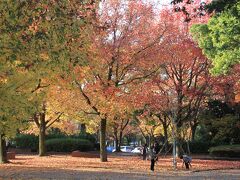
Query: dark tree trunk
39,113,46,156
191,124,197,141
186,140,191,155
115,139,120,152
79,123,86,134
163,123,169,153
119,131,123,150
100,118,107,162
0,134,7,163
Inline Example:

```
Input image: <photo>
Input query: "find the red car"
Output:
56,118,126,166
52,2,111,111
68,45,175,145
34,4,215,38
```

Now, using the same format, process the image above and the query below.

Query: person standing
154,142,160,154
154,142,160,161
149,146,157,171
142,144,147,160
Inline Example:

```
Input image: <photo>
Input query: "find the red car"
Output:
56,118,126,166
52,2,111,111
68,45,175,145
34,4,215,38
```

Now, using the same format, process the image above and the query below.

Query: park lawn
0,154,240,173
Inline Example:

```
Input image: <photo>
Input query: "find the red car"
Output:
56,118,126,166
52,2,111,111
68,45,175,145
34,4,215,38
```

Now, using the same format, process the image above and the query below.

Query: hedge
209,144,240,157
188,141,217,154
46,138,94,152
14,133,97,151
15,134,38,151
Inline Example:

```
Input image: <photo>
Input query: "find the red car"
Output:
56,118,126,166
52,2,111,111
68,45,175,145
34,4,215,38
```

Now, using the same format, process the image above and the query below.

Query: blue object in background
107,146,114,153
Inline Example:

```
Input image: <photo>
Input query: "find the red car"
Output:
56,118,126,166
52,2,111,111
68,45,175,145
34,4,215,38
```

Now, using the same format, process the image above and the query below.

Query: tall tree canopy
57,0,172,162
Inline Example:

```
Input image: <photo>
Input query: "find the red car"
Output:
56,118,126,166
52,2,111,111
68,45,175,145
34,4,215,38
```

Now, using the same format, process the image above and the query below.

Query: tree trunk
186,140,191,155
119,131,123,151
113,127,120,152
163,124,169,153
175,127,182,157
100,118,107,162
191,124,197,141
39,113,46,156
0,134,7,163
115,139,120,152
176,139,181,157
79,123,86,134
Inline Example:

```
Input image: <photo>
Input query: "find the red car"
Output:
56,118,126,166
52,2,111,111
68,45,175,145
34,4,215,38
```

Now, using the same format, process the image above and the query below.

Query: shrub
46,127,68,139
15,134,38,151
46,134,67,139
71,132,96,143
46,138,94,152
94,143,100,151
209,144,240,157
188,141,217,154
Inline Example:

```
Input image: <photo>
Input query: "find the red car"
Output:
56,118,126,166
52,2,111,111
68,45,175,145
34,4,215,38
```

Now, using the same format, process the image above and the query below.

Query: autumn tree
58,0,173,162
161,36,209,152
0,0,97,156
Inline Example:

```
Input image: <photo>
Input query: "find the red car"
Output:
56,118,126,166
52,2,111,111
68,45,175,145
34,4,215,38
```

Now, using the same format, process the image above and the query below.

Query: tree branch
75,81,101,116
46,112,64,129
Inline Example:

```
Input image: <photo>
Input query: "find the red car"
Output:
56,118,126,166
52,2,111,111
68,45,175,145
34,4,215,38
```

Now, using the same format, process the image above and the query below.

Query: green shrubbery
73,133,96,143
14,132,96,152
46,138,94,152
209,144,240,157
188,141,217,154
15,134,38,151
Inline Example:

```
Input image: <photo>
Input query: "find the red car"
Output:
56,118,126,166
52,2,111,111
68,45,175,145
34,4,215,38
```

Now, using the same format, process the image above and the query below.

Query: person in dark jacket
154,142,160,154
149,146,157,171
154,142,160,161
142,143,147,160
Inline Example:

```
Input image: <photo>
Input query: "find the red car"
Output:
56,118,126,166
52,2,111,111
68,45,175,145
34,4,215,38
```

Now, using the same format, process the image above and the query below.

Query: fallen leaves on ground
0,154,240,174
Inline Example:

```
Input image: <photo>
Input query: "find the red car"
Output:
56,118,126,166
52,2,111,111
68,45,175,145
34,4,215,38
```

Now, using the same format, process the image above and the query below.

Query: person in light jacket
180,154,192,169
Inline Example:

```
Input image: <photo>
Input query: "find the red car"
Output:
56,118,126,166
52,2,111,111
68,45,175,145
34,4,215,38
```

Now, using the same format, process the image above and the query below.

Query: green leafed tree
191,2,240,74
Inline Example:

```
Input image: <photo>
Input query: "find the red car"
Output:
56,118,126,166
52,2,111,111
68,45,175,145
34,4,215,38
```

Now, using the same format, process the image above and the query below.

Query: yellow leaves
13,60,22,66
40,53,49,61
0,78,7,84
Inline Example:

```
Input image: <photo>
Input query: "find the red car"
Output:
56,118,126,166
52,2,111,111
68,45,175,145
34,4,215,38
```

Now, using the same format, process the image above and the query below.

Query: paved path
0,168,240,180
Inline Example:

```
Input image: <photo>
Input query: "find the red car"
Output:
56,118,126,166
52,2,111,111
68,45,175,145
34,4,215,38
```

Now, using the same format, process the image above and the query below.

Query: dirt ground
0,154,240,179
